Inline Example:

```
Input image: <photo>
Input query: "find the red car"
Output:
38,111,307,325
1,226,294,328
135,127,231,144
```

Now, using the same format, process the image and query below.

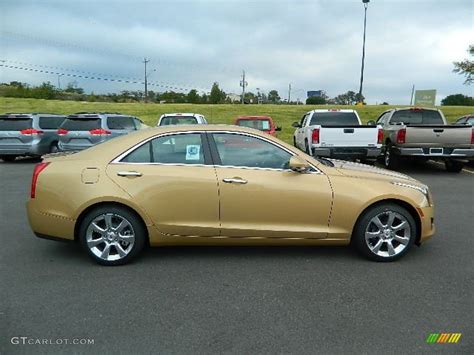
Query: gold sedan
27,125,435,265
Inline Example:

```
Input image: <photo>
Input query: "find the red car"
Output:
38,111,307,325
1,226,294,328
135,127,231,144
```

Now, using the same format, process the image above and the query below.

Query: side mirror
367,120,376,126
289,156,310,173
275,126,282,131
292,122,301,128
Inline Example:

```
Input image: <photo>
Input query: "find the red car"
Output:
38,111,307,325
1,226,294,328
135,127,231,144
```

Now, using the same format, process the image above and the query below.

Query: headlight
391,181,433,206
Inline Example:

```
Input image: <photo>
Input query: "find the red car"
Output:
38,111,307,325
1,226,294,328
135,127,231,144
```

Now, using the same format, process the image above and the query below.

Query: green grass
1,97,472,144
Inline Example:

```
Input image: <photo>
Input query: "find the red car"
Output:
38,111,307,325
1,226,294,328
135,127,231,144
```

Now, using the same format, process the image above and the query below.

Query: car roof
236,116,272,120
160,113,204,117
1,113,63,117
308,109,356,113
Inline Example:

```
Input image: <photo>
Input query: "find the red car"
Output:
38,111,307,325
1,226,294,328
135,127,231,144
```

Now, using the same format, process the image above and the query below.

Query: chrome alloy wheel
86,213,135,261
365,211,411,258
384,148,391,167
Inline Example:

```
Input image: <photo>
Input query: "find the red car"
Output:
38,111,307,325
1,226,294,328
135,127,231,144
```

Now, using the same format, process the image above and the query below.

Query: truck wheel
445,160,463,173
304,140,312,156
383,144,400,170
352,203,416,262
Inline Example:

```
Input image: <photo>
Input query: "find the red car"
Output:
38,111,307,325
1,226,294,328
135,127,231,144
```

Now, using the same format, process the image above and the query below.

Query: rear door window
39,116,66,129
107,116,136,130
60,118,102,131
121,133,206,165
0,117,32,131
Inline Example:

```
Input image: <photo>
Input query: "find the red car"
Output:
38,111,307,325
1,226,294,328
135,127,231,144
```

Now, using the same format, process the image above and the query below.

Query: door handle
117,171,142,177
223,177,248,184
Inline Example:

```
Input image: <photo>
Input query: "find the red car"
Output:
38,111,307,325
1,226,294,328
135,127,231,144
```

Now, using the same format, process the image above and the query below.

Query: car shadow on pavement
0,157,42,164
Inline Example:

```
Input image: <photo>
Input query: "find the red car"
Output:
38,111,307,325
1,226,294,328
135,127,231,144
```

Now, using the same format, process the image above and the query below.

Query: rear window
236,119,271,131
107,116,136,130
39,116,66,129
0,118,32,131
309,112,359,126
159,116,198,126
61,118,102,131
390,110,444,125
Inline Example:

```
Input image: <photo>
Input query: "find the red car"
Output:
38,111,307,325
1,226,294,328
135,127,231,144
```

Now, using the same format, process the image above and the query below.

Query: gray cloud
1,0,472,104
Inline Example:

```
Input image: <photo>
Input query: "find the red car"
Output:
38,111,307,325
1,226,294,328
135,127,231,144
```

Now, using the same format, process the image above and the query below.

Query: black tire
50,142,59,153
304,139,312,156
352,203,416,262
383,144,400,170
79,205,147,266
445,160,463,173
0,155,17,162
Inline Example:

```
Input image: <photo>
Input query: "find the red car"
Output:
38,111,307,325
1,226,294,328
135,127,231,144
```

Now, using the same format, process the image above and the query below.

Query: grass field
1,97,472,144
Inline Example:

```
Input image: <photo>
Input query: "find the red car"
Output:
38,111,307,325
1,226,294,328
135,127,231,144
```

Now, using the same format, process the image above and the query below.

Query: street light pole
358,0,369,104
143,58,150,102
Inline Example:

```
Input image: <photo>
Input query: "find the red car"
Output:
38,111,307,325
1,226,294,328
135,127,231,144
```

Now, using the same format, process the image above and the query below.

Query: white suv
157,113,208,126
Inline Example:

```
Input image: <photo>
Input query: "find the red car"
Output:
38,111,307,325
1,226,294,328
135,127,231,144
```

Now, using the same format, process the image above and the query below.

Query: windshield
390,110,444,125
159,116,198,126
236,119,271,131
309,112,359,126
61,118,102,131
0,117,32,131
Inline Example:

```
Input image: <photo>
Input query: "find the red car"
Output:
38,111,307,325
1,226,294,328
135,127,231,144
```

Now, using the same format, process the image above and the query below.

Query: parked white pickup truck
292,109,382,161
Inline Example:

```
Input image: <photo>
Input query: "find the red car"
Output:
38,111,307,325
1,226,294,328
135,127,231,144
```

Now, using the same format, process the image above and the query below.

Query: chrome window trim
110,130,322,174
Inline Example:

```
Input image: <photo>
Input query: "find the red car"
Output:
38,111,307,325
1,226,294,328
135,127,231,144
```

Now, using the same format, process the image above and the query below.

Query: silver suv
157,113,208,126
0,113,66,162
58,113,145,152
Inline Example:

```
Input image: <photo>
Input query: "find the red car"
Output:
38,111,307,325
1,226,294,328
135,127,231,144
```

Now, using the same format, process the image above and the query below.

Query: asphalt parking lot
1,159,473,354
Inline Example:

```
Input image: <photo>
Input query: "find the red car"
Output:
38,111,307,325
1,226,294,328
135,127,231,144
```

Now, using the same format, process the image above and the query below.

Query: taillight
312,128,320,144
471,128,474,144
57,128,69,135
31,162,50,198
397,128,406,144
377,128,383,144
20,128,43,135
89,128,111,135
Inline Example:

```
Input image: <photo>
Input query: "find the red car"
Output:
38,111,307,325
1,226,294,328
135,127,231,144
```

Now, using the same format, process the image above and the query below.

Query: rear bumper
0,143,48,156
312,147,382,158
27,200,75,241
396,147,474,159
58,142,92,152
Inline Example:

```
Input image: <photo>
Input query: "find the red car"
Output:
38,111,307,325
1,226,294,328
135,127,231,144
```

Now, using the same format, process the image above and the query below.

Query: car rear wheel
79,206,147,266
50,142,59,153
383,144,400,170
353,203,416,262
445,160,463,173
0,155,17,162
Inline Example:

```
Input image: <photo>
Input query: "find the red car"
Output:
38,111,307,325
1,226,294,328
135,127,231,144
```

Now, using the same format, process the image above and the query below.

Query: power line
0,62,206,92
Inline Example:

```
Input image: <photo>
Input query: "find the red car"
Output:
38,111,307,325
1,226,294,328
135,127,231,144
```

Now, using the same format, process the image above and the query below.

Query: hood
330,160,417,183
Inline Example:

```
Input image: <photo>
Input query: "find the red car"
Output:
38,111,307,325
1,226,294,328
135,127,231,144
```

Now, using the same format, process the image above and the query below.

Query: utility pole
240,70,247,104
358,0,370,104
143,57,150,102
288,83,291,104
410,84,415,105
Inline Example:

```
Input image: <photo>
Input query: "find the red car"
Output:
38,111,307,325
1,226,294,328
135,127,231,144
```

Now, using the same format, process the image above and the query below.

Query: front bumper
396,147,474,160
418,205,435,244
313,147,382,159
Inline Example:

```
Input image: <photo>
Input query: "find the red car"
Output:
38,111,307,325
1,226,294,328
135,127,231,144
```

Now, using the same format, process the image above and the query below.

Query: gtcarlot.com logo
426,333,462,344
11,337,94,346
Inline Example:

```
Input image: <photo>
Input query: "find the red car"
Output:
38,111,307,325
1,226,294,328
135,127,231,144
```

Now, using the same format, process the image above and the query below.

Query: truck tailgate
405,125,472,145
319,126,379,147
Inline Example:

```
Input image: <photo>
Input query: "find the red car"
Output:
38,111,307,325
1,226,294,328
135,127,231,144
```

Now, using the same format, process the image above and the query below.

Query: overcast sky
1,0,472,104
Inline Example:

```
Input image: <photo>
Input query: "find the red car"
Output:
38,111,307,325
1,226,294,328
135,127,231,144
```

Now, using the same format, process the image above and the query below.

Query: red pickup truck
234,116,281,136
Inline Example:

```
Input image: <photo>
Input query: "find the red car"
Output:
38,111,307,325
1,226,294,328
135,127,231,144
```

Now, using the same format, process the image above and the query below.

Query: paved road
1,159,473,354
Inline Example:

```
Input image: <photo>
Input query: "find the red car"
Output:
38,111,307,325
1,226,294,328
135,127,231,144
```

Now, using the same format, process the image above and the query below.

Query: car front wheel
79,206,147,266
353,203,416,262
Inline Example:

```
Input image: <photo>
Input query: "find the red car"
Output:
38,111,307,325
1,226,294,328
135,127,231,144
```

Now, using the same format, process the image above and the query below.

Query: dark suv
0,113,66,161
58,113,145,152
